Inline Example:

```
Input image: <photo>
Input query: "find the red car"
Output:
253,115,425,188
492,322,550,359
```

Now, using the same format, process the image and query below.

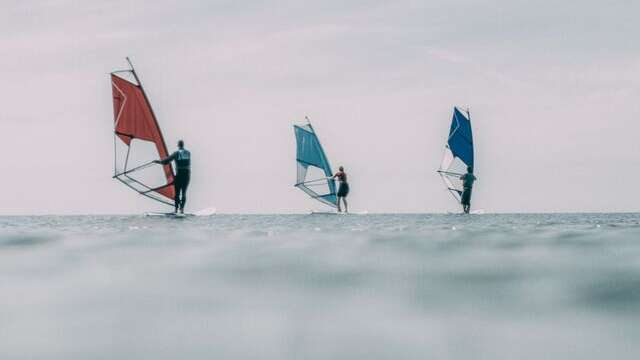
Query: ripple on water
0,233,55,247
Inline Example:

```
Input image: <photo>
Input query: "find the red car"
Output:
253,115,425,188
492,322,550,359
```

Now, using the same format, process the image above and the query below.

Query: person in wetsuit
155,140,191,214
332,166,349,213
459,166,476,214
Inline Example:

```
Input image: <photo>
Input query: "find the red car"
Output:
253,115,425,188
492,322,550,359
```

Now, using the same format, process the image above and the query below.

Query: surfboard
445,209,485,215
145,212,194,218
145,207,216,218
309,210,367,215
310,211,339,215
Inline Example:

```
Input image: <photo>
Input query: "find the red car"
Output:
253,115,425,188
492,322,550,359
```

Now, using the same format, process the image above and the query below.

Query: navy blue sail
294,121,337,208
438,107,475,202
448,107,474,169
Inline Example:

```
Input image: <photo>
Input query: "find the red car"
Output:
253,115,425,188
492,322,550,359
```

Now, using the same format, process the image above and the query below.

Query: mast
305,115,314,132
125,57,172,170
466,107,472,171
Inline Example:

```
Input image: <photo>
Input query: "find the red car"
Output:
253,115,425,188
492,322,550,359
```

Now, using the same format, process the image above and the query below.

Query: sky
1,0,639,214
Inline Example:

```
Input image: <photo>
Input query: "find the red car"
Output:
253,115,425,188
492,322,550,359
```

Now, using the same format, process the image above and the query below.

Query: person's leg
461,189,468,214
343,198,348,213
180,181,189,212
336,197,342,212
174,177,181,213
175,185,183,213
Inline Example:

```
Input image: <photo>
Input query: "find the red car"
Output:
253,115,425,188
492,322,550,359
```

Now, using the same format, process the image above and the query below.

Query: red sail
111,74,175,201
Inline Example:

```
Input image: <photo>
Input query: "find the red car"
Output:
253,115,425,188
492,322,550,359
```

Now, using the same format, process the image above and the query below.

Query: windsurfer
155,140,191,213
459,166,476,214
332,166,349,213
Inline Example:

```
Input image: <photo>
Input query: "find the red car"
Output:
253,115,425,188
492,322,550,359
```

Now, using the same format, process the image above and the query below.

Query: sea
1,213,639,360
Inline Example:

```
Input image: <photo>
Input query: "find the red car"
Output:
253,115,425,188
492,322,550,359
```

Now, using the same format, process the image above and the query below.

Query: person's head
339,166,344,172
178,140,184,149
467,166,473,173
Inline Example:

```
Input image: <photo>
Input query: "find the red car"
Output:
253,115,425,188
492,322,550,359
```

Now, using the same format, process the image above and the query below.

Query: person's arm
154,151,176,165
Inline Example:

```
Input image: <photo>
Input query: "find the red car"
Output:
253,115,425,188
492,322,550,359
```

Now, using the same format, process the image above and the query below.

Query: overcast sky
1,0,639,214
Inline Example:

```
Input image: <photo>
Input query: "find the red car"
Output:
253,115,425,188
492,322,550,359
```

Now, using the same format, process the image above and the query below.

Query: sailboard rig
293,118,338,209
110,58,175,207
437,107,474,204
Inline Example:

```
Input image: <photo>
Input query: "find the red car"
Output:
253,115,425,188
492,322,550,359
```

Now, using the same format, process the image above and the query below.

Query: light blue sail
294,123,337,208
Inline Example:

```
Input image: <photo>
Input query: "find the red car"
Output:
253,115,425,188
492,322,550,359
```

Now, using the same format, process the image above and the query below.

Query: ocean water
1,213,639,360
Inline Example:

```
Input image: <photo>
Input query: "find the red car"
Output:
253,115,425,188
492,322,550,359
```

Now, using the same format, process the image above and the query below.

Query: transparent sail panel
303,166,333,195
438,147,467,202
114,138,174,205
115,139,170,188
113,70,138,86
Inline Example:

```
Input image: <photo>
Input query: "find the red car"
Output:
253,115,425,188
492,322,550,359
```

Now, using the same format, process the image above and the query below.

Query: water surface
1,214,639,359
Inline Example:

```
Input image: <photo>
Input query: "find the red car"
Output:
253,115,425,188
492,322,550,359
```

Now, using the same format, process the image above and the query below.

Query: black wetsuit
160,148,191,211
460,173,476,206
335,172,349,197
